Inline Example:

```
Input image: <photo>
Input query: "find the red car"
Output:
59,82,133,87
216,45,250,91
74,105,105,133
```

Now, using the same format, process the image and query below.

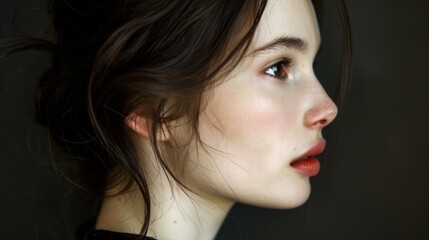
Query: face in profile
175,0,338,209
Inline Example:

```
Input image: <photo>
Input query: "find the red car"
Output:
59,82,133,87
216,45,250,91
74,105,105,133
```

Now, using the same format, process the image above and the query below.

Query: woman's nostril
319,119,327,126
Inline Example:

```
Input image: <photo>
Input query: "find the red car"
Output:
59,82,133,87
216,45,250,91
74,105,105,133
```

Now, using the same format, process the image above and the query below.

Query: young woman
2,0,351,239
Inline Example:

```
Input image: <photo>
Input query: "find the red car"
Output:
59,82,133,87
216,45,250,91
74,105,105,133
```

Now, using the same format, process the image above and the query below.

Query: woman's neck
96,170,233,240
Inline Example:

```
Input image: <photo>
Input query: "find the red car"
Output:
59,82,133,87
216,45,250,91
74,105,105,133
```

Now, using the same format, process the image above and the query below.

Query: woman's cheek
201,73,299,160
250,89,295,133
222,92,297,159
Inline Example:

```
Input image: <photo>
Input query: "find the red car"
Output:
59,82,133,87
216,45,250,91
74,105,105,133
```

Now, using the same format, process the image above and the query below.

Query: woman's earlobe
125,112,170,141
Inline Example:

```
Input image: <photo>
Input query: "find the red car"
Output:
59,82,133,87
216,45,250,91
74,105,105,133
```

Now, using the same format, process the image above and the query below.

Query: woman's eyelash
264,57,294,81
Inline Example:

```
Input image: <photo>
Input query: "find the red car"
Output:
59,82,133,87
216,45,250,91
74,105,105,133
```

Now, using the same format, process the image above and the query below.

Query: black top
76,218,157,240
84,229,157,240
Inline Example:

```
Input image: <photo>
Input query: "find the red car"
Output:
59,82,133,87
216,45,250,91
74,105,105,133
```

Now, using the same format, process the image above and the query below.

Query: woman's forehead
251,0,321,52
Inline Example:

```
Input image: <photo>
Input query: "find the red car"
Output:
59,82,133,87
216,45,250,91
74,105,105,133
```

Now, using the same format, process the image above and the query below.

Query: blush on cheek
204,81,296,153
247,98,295,138
218,97,295,164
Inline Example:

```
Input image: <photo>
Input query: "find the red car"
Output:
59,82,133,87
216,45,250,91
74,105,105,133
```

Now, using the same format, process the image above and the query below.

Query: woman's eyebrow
247,36,309,56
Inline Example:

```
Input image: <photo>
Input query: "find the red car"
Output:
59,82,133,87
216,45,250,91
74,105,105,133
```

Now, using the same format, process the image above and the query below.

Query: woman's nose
304,95,338,129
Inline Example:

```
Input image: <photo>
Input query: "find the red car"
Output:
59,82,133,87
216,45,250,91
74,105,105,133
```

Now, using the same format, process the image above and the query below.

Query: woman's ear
125,111,151,138
125,110,170,141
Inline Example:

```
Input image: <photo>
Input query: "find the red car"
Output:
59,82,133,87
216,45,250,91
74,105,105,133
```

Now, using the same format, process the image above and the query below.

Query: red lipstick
290,140,326,177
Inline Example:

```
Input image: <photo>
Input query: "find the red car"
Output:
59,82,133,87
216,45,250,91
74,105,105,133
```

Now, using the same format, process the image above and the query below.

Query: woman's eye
264,58,293,81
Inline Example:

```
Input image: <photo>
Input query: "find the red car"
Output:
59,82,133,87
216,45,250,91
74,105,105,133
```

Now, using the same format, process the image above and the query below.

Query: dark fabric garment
85,229,157,240
76,218,157,240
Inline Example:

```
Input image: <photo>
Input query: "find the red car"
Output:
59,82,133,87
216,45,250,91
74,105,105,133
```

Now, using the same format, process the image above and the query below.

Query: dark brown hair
3,0,268,235
0,0,351,236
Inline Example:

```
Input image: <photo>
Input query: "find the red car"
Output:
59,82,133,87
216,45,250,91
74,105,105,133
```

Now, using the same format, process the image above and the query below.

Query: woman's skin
96,0,337,239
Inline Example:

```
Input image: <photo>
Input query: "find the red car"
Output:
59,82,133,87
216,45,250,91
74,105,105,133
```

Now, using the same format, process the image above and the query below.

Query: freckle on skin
173,220,177,224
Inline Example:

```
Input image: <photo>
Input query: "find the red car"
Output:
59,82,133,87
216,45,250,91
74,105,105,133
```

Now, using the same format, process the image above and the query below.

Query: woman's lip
290,158,320,176
290,139,326,177
291,139,326,164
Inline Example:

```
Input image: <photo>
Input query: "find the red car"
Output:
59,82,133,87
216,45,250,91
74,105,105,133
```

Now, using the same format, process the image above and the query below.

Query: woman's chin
240,180,312,209
272,187,312,209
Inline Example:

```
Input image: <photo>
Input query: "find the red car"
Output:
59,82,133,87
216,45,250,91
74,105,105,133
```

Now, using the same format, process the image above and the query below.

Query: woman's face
181,0,337,208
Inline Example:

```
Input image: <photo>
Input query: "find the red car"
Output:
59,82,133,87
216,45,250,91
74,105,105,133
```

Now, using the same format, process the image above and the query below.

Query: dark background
1,0,428,239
